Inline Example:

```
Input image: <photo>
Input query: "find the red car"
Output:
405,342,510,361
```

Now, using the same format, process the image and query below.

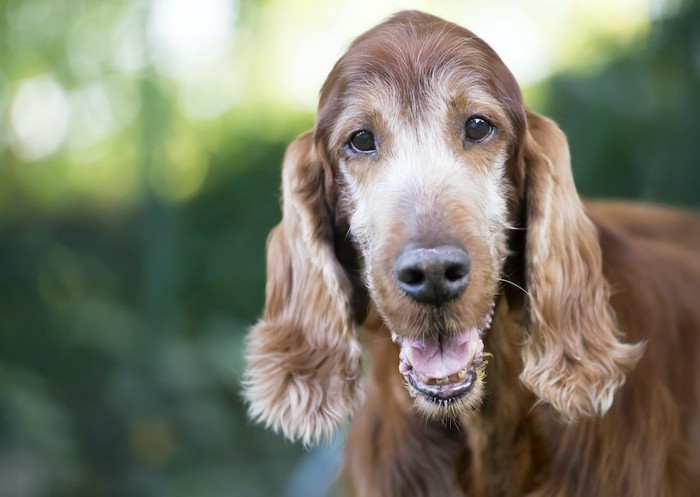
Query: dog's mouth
391,302,495,411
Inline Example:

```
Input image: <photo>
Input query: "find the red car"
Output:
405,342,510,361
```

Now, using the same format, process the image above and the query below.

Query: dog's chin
391,301,495,418
406,362,488,418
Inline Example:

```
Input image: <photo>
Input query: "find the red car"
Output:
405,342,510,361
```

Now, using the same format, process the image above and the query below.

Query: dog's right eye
348,130,376,153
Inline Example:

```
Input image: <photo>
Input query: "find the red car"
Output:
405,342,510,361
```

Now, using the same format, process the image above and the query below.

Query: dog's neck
458,295,551,496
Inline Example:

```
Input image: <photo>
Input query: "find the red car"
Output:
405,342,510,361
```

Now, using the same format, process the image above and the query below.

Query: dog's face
316,16,525,416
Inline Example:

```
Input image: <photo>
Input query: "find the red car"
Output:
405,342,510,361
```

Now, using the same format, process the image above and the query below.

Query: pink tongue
402,329,483,378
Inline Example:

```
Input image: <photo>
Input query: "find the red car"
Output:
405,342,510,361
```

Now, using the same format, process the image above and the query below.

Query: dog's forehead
317,15,524,145
333,29,494,106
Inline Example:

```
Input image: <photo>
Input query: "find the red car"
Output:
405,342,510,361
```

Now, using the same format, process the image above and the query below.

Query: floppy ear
243,132,363,446
519,110,643,421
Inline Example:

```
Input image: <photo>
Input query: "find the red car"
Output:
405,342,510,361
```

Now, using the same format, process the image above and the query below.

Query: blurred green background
0,0,698,496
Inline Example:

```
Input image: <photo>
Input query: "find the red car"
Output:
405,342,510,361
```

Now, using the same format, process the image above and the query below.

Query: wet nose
393,245,471,306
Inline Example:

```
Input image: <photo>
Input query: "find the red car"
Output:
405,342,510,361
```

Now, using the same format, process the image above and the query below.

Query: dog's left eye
348,130,376,153
465,117,494,142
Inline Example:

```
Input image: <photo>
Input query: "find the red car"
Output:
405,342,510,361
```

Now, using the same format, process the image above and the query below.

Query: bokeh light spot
148,131,210,203
10,76,71,161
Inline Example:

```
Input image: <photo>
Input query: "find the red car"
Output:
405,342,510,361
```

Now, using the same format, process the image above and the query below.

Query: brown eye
349,130,376,153
465,117,494,142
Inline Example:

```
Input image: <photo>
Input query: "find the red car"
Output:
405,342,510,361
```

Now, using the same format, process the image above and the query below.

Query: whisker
498,278,531,298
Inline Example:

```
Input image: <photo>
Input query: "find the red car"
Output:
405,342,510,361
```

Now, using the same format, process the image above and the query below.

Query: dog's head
244,10,642,445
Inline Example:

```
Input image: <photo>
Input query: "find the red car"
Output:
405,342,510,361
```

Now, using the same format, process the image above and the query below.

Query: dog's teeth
419,374,431,383
435,377,448,384
466,341,477,363
457,369,467,379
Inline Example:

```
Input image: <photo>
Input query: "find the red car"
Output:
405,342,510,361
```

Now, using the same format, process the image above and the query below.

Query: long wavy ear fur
243,132,363,446
519,111,643,421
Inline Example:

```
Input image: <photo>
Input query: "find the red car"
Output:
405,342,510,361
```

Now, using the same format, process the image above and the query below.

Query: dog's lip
406,367,477,401
392,301,495,382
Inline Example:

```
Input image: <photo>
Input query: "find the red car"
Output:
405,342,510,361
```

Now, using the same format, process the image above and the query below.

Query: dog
244,11,700,496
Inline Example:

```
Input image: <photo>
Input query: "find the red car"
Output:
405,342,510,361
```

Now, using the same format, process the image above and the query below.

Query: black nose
393,245,471,306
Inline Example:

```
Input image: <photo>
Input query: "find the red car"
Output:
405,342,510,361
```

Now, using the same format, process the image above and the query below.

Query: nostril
445,263,468,282
399,268,425,286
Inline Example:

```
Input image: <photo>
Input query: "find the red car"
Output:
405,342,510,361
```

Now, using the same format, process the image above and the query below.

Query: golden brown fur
244,11,700,496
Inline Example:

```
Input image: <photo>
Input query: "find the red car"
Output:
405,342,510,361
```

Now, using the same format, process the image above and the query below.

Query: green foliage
541,2,700,208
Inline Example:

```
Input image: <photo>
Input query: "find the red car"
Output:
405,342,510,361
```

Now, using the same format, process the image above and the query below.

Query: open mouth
392,302,495,408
